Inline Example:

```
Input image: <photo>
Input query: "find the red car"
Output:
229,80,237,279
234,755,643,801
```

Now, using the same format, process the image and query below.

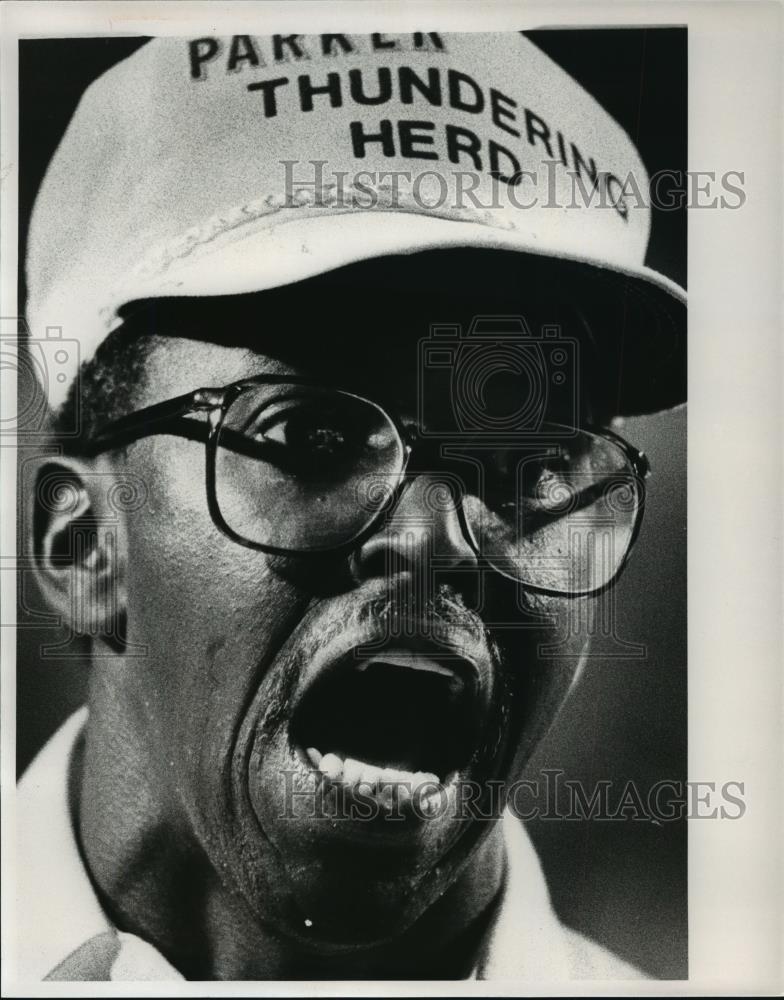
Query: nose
351,472,479,582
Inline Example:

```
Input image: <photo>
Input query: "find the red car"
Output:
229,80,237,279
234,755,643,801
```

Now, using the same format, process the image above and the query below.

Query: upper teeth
305,747,442,802
355,653,456,678
354,654,464,696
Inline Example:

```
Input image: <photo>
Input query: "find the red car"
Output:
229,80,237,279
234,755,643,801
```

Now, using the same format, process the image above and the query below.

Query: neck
77,695,506,980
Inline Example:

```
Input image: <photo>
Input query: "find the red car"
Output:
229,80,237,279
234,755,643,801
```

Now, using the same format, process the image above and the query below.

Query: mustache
311,585,495,658
362,588,484,631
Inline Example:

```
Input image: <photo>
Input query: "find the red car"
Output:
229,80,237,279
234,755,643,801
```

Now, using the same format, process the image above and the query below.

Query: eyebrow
233,349,298,380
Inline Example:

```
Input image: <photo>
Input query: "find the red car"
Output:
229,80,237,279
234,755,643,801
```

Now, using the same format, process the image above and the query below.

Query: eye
255,403,360,461
478,457,571,520
525,472,567,515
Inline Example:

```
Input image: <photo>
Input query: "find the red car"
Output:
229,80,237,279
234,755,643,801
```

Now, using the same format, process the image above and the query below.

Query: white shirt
15,707,645,982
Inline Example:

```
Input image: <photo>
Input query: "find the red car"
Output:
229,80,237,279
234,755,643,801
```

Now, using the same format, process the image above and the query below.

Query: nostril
349,522,430,582
348,539,388,582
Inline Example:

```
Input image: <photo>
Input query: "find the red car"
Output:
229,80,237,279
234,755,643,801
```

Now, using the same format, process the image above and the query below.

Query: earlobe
32,458,128,653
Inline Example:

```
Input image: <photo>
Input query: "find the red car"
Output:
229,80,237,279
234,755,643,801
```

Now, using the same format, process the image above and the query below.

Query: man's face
98,314,591,950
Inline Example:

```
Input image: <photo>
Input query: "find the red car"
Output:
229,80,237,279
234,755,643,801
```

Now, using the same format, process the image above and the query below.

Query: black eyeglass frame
84,375,651,598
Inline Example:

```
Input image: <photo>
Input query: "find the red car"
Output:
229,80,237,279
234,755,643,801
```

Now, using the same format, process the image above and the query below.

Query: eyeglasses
86,376,650,596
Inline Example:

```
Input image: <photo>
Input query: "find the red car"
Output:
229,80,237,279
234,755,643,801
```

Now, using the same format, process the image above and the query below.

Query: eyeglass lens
214,383,643,593
215,384,406,551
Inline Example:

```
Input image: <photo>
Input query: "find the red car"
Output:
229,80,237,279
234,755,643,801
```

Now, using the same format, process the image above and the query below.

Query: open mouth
290,648,484,803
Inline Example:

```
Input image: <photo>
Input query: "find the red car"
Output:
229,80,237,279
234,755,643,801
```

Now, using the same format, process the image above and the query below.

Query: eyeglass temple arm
520,472,645,534
84,389,220,456
86,391,310,472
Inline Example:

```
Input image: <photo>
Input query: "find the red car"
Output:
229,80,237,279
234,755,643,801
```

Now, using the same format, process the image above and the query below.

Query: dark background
16,29,687,979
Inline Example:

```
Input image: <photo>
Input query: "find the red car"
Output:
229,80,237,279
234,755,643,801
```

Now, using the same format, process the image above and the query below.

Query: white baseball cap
27,31,686,413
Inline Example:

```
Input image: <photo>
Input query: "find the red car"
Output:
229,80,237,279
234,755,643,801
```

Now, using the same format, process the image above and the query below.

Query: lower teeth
305,747,442,802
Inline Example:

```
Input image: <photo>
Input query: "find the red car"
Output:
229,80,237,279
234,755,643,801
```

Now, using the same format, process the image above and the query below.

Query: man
18,31,685,981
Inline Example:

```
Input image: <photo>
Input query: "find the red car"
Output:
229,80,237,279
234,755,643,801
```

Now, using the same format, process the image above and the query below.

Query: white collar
470,810,571,979
16,708,574,982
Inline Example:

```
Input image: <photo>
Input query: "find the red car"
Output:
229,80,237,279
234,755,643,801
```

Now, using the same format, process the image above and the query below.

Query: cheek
121,442,311,810
489,586,595,774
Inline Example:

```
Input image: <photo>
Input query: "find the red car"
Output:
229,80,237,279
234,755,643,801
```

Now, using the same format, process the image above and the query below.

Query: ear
31,456,128,653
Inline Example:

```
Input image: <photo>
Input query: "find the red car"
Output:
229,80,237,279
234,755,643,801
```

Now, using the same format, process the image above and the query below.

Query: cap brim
119,210,686,417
